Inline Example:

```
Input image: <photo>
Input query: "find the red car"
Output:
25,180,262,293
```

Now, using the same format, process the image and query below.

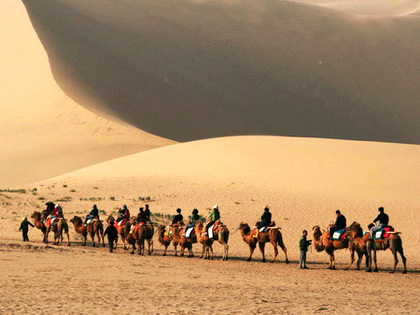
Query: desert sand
1,0,419,314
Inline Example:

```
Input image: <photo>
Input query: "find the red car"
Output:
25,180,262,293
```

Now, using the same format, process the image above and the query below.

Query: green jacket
209,210,220,221
299,236,310,251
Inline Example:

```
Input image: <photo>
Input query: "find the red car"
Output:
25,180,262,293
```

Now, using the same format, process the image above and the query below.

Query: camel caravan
29,202,407,273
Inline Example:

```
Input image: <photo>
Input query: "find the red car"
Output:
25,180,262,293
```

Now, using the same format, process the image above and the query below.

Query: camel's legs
221,242,229,261
259,242,266,262
163,245,167,256
200,244,205,259
372,248,378,272
173,243,178,256
398,248,407,274
148,240,152,255
345,249,355,270
82,233,87,246
270,241,278,263
91,233,96,247
356,251,364,270
247,243,256,261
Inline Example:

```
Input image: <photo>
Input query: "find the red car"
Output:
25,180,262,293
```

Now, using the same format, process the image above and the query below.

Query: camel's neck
312,230,325,251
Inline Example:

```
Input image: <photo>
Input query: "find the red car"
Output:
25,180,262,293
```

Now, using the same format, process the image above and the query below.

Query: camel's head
31,211,41,219
238,222,248,229
312,225,321,232
70,216,81,224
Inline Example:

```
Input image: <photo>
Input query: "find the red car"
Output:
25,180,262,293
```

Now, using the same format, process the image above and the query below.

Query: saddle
331,229,347,241
374,226,394,240
46,216,58,226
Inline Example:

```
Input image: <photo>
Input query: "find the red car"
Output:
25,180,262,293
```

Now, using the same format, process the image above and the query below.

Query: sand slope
293,0,420,16
0,0,174,187
25,136,420,264
22,0,420,144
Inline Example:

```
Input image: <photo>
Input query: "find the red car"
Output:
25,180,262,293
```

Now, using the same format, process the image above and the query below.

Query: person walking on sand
299,230,311,269
19,216,34,242
103,222,118,253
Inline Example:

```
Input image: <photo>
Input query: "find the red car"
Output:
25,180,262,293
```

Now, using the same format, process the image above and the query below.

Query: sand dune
293,0,420,16
22,0,420,144
27,136,420,264
0,0,174,187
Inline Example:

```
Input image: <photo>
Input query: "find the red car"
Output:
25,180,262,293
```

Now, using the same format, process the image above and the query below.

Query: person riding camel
117,205,130,223
85,204,99,225
329,210,346,238
370,207,389,239
257,207,272,231
137,207,147,224
144,204,151,222
171,208,183,225
205,205,220,239
43,201,55,220
185,209,200,238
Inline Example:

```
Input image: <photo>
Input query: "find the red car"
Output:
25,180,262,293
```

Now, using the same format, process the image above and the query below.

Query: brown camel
366,223,407,274
239,223,289,263
168,223,184,256
157,225,172,256
312,225,349,269
132,222,154,255
31,211,47,243
175,223,197,258
196,221,214,259
211,222,230,261
345,222,370,270
70,216,104,247
108,215,130,250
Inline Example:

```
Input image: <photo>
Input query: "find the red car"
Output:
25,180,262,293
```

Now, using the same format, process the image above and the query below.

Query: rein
230,227,240,235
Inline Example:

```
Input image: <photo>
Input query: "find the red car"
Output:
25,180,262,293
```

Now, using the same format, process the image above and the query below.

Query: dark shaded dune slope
22,0,420,143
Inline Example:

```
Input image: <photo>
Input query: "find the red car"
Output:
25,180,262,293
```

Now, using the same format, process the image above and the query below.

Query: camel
108,215,131,250
32,211,70,245
31,211,47,243
238,223,289,263
132,222,154,255
174,223,197,258
169,223,185,256
312,225,349,269
366,223,407,274
211,222,230,261
197,221,230,260
157,225,172,256
47,217,70,246
344,222,369,270
70,216,104,247
195,221,214,259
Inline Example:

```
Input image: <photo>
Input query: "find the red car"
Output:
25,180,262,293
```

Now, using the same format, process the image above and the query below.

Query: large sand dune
0,1,174,187
22,0,420,144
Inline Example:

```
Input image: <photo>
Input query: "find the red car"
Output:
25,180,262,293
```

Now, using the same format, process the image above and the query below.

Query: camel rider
117,205,130,222
370,207,389,239
44,202,55,220
172,208,183,225
137,207,147,224
191,209,200,224
185,209,200,238
144,204,151,222
205,205,220,239
329,210,346,238
85,204,99,225
257,207,272,230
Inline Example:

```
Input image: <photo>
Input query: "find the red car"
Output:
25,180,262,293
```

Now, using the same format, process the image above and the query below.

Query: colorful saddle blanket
46,216,58,226
332,229,346,241
374,226,394,239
